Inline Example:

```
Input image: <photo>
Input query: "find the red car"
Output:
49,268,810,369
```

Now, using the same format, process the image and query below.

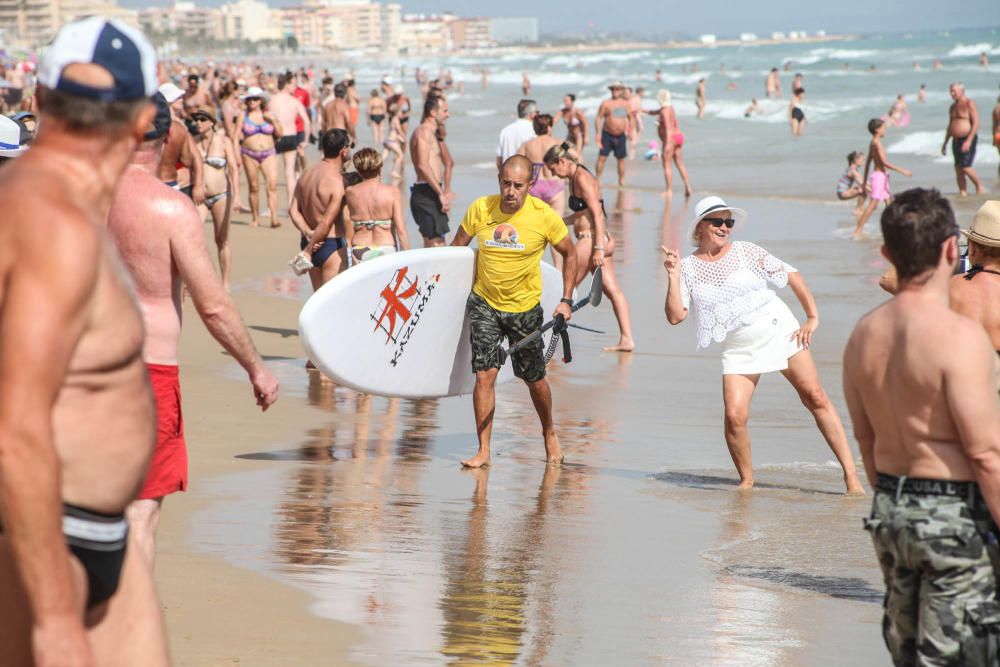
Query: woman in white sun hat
662,195,864,493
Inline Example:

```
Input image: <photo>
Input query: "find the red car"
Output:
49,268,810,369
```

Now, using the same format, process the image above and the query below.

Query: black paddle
497,267,603,365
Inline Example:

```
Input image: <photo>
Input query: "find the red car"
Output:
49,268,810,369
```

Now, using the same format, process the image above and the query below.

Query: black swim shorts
952,134,978,168
599,130,628,159
467,292,546,382
410,182,449,240
276,135,298,153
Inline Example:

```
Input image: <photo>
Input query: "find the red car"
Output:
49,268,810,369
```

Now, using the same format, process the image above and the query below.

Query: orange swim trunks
137,364,187,500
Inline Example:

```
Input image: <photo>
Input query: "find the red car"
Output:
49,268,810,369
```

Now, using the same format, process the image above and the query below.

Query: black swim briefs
276,135,299,154
300,235,346,269
410,182,449,240
952,134,978,168
599,129,628,159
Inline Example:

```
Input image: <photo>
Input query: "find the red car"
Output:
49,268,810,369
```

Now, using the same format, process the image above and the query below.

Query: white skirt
721,298,802,375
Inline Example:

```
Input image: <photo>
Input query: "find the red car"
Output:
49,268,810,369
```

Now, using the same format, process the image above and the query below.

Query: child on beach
836,150,866,215
853,118,911,239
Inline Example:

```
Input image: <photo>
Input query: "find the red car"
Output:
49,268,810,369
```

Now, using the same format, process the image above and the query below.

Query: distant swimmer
289,129,352,288
844,189,1000,666
885,94,909,127
836,150,866,217
522,71,531,96
109,95,278,564
663,197,864,493
481,65,489,90
791,72,803,90
594,80,631,186
788,87,806,136
0,18,169,665
367,88,386,145
655,68,663,82
765,67,782,99
628,86,645,157
451,155,578,468
554,93,588,156
933,58,943,70
941,82,984,197
517,113,565,213
854,118,912,239
695,78,706,119
918,83,926,103
545,142,635,351
643,89,692,197
744,98,760,117
410,94,453,247
980,51,989,68
344,148,409,265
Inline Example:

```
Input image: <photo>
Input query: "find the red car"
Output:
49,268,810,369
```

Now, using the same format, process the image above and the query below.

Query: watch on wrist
560,297,573,305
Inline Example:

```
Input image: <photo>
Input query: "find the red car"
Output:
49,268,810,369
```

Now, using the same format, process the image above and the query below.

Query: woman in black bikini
367,88,387,146
544,142,635,352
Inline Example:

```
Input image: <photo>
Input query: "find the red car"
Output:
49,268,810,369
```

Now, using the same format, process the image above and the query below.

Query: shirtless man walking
270,73,311,215
321,82,352,137
0,18,169,665
410,94,453,247
766,68,782,99
290,128,352,288
595,81,631,186
109,94,279,564
182,73,211,117
156,81,204,204
941,82,984,197
844,187,1000,666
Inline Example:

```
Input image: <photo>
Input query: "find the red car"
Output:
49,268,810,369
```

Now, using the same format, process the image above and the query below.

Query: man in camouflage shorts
451,155,577,469
844,188,1000,666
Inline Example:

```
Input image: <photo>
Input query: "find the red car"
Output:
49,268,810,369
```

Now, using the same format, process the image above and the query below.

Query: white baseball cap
381,75,393,85
241,86,268,100
0,115,28,158
157,81,184,103
38,16,157,101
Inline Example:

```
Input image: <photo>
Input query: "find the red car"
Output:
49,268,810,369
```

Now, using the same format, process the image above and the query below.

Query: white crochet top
679,241,798,349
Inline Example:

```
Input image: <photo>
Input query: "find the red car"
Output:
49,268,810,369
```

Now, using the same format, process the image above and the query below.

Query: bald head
501,154,532,180
498,155,533,213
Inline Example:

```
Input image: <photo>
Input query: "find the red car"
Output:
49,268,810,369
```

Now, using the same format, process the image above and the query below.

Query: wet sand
163,129,991,664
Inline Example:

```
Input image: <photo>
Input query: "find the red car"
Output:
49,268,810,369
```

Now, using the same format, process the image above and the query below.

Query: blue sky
122,0,1000,37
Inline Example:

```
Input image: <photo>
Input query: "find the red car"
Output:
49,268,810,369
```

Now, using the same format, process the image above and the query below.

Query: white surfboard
299,247,566,398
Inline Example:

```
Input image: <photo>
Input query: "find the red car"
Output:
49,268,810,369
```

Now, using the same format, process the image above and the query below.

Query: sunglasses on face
704,217,736,228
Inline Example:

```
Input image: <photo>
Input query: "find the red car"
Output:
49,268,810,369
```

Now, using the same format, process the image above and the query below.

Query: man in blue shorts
595,81,632,186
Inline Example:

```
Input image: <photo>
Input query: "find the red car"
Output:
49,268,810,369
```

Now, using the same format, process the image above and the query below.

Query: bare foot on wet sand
603,337,635,352
736,479,754,490
845,475,867,496
461,450,491,468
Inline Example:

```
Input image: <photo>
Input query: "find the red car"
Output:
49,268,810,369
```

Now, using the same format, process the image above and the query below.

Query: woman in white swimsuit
554,94,588,156
192,105,239,290
662,196,864,493
344,148,409,265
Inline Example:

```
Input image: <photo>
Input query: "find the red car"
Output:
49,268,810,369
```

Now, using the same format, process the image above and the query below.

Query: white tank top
679,241,798,349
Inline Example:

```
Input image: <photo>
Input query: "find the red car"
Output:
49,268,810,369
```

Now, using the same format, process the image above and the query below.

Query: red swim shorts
137,364,187,500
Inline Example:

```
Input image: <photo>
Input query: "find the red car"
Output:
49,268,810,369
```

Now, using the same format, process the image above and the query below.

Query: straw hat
608,80,624,89
190,105,217,124
961,200,1000,248
656,89,672,107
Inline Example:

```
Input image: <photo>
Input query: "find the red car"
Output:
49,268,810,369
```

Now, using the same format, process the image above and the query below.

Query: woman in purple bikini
235,86,281,227
517,113,566,214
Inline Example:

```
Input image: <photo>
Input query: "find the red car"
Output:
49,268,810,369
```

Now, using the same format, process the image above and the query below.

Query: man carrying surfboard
451,155,578,468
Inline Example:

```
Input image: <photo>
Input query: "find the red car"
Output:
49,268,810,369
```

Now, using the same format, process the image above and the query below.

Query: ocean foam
889,130,999,166
947,42,1000,58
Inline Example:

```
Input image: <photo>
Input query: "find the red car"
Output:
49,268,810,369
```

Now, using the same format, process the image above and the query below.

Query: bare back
156,119,188,182
294,160,345,238
0,156,153,513
951,272,1000,350
344,179,401,247
845,297,1000,480
520,135,560,179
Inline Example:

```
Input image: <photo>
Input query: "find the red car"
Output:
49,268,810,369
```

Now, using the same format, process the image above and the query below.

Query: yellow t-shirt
460,194,568,313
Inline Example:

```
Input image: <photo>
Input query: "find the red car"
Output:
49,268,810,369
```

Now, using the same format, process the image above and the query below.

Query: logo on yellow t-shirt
484,223,524,250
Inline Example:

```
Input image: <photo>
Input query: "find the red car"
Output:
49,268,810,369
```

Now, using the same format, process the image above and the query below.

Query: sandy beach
152,27,1000,664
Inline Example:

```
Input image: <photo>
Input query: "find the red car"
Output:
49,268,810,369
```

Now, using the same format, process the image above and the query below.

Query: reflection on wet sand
439,465,564,666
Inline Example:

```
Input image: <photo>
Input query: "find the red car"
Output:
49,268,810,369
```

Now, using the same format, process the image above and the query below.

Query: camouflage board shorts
864,474,1000,666
467,292,545,382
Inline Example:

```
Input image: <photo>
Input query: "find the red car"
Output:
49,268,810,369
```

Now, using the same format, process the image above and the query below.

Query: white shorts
721,298,802,375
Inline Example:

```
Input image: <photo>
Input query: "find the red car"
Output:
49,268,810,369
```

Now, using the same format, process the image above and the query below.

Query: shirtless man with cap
595,81,631,186
844,188,1000,667
109,93,279,564
156,81,205,205
290,128,352,289
0,17,169,665
941,82,984,197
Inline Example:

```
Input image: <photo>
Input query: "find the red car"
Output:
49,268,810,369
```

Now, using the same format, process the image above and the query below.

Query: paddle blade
589,267,604,307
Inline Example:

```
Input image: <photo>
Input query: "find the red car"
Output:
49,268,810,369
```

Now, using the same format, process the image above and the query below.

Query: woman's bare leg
722,373,760,488
211,192,232,290
262,154,281,227
673,146,693,197
242,155,261,227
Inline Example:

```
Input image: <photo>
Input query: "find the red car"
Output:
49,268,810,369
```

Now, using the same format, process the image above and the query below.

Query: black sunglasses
704,217,736,228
